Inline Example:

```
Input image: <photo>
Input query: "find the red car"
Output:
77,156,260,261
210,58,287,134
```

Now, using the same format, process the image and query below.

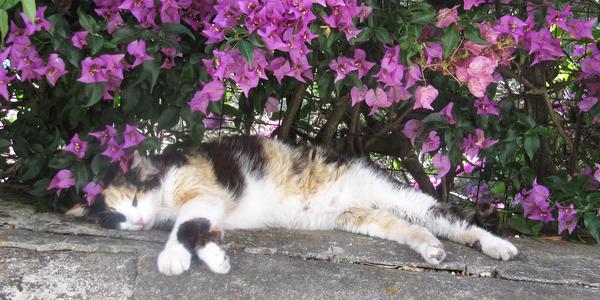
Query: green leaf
20,0,35,22
122,85,141,112
83,83,106,107
352,28,372,43
0,9,8,44
374,27,392,44
111,26,144,44
157,107,179,130
88,34,104,55
190,124,205,146
71,162,89,191
29,178,51,198
48,154,74,170
20,156,44,181
0,138,10,148
422,113,444,124
464,25,488,45
507,216,542,236
238,39,254,65
1,0,20,10
78,9,98,33
410,9,435,24
584,213,600,245
161,22,195,40
142,59,160,93
317,72,333,101
524,134,540,160
441,26,459,58
90,154,104,176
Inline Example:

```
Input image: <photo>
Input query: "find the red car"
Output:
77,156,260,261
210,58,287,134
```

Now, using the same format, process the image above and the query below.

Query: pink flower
265,97,279,113
594,165,600,183
47,169,76,194
202,113,224,129
432,152,451,179
421,131,440,153
122,124,145,149
566,18,597,40
329,56,357,82
127,40,153,68
365,87,391,114
474,96,500,116
464,0,486,10
435,6,459,29
63,134,88,159
40,53,68,87
557,203,577,235
20,6,51,35
577,96,598,112
101,138,125,163
188,80,225,114
439,103,456,125
414,85,438,110
71,31,89,49
402,119,423,146
353,49,375,78
89,125,117,145
351,86,367,107
83,181,102,206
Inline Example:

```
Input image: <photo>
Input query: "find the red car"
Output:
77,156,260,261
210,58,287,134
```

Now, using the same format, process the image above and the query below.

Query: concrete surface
0,189,598,299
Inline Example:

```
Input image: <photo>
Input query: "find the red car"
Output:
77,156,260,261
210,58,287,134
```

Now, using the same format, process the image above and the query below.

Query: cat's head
66,151,162,230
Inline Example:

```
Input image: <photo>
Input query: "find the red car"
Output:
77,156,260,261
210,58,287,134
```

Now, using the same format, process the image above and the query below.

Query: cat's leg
157,200,230,275
423,204,518,261
335,207,447,265
369,185,518,261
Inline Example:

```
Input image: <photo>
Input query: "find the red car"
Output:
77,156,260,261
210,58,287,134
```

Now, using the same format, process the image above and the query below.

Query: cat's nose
133,218,145,226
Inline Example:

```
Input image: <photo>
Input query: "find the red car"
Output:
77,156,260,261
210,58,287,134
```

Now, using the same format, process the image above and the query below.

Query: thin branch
498,66,574,152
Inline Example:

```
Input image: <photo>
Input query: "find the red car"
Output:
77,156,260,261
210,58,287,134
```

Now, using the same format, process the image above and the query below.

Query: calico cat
67,135,518,275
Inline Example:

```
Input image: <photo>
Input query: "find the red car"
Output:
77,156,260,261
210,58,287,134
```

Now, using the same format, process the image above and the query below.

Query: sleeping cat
67,135,518,275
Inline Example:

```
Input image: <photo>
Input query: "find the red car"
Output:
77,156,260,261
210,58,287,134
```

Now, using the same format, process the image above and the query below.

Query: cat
66,135,518,275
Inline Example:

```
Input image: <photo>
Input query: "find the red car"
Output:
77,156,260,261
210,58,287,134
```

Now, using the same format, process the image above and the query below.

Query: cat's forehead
102,182,136,206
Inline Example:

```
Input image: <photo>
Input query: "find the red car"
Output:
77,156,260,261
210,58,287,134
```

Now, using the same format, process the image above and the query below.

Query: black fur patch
177,218,222,253
471,202,500,233
428,204,469,223
290,143,355,175
126,151,189,192
88,195,126,229
200,136,266,199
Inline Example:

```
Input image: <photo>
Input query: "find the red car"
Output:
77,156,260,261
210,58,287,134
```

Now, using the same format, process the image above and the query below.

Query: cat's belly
221,177,343,230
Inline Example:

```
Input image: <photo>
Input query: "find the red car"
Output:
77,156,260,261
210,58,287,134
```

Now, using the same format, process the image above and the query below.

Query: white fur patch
197,242,230,274
157,243,192,276
480,235,519,261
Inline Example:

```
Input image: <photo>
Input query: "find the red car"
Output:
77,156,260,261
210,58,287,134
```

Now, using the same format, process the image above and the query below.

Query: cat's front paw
197,242,231,274
480,236,518,261
417,241,446,265
157,243,192,275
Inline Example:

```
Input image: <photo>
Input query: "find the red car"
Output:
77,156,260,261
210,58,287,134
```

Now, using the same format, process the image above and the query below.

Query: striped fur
67,136,518,275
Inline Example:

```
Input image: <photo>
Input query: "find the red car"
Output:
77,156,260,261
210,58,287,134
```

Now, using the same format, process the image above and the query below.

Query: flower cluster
514,180,555,223
1,7,68,99
48,124,146,202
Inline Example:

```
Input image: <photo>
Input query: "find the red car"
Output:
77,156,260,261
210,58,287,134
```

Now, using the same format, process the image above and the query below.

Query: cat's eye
132,195,138,207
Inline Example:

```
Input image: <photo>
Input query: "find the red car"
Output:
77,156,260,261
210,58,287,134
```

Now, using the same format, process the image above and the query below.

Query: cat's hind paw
198,242,231,274
157,243,192,276
481,236,518,261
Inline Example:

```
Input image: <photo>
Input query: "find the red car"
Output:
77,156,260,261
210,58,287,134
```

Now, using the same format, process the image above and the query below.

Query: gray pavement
0,189,598,299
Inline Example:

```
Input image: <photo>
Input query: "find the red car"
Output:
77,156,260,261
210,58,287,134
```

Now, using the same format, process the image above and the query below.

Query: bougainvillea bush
0,0,599,243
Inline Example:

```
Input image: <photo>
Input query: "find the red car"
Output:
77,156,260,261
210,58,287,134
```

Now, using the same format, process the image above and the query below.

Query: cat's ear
65,203,89,217
131,150,159,180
